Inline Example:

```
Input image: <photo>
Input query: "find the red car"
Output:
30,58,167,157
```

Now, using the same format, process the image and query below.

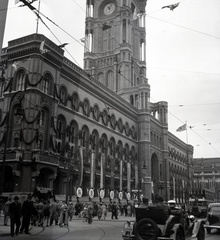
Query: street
1,215,220,240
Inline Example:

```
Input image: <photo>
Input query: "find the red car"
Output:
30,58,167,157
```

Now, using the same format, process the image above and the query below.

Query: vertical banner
127,162,131,193
90,150,95,188
173,176,175,201
110,156,114,190
100,153,104,189
120,160,123,190
79,147,84,187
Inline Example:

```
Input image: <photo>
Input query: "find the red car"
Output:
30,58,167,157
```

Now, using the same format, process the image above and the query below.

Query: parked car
204,202,220,234
122,206,205,240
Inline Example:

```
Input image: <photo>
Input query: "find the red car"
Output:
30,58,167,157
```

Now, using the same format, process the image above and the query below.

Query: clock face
104,3,116,15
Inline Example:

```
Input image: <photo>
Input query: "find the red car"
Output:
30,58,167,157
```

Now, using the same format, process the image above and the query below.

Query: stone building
0,0,193,203
192,158,220,202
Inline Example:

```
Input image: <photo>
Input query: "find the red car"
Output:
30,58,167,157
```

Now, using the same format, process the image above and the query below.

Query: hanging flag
102,24,112,31
39,40,49,54
176,123,186,132
12,61,19,70
58,43,68,48
162,3,180,11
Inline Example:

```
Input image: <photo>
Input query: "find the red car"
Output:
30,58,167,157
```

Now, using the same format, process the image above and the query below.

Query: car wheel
175,228,184,240
206,228,211,234
135,218,159,240
197,224,205,240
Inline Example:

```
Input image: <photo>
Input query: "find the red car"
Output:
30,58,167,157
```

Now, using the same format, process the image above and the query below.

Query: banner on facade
89,188,94,199
100,189,105,199
76,187,83,198
110,190,114,200
118,191,123,200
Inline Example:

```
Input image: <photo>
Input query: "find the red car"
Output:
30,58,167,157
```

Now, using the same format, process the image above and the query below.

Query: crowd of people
2,194,137,237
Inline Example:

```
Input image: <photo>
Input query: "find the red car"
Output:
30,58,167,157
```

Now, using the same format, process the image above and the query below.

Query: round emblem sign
118,191,123,200
100,189,105,199
76,187,83,198
110,190,114,200
89,189,94,199
127,192,131,200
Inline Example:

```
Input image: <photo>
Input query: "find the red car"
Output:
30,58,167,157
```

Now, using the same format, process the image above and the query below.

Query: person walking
59,201,68,227
111,201,118,219
101,203,107,220
87,202,94,224
19,193,33,234
36,199,44,226
43,200,51,227
3,197,11,226
97,203,102,220
9,196,22,237
49,199,58,226
68,202,74,221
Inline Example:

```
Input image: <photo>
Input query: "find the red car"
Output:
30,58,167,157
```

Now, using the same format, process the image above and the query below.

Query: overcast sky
3,0,220,159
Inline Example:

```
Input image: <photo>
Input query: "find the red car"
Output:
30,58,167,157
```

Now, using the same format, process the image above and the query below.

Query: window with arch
122,19,127,43
16,70,26,91
57,117,63,140
69,124,75,143
107,71,114,90
59,86,66,105
39,110,45,127
13,132,20,148
42,73,51,94
98,72,104,84
38,134,43,150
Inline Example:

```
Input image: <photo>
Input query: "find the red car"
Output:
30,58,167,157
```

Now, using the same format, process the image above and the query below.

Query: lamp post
0,91,25,196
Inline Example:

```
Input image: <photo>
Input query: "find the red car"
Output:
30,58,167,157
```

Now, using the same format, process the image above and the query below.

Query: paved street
0,212,134,240
1,213,220,240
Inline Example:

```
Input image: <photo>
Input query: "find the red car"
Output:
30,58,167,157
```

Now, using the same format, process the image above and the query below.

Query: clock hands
108,3,113,10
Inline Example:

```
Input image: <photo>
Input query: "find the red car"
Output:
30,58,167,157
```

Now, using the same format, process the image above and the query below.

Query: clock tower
83,0,150,110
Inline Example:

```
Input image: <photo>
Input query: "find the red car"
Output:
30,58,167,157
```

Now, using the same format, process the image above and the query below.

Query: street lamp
0,91,24,196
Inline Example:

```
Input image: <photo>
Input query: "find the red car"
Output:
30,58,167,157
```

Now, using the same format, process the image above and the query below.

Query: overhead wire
5,0,220,157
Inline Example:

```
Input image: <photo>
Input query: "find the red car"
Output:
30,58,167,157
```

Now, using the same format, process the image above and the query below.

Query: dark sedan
204,203,220,234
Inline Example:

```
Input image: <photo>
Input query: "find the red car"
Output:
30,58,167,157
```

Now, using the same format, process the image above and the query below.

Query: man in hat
139,196,149,208
9,196,22,237
20,193,33,234
154,195,169,219
111,201,118,219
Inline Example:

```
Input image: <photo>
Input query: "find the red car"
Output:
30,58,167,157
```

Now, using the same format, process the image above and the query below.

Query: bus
189,188,215,217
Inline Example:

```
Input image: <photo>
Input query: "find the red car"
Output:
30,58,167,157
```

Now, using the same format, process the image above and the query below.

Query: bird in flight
162,3,180,11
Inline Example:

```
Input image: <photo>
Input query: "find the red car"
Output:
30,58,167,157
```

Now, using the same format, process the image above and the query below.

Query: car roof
208,203,220,207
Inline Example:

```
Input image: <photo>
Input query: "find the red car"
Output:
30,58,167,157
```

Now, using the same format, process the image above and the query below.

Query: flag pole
185,121,190,203
36,0,41,33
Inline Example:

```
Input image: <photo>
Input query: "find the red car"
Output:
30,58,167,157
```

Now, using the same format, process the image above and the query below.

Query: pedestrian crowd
2,194,136,237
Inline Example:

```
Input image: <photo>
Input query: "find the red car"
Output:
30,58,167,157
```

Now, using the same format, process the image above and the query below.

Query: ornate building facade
0,0,193,203
192,158,220,202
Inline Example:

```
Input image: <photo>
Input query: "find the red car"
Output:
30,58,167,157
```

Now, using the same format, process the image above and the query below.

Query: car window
210,206,220,211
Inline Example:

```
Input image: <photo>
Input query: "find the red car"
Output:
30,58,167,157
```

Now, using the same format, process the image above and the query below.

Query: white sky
3,0,220,159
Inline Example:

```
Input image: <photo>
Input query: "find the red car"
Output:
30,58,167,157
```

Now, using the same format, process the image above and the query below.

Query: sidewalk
0,212,135,237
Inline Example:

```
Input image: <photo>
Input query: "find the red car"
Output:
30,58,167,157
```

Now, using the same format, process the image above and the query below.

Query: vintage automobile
204,202,220,234
122,206,205,240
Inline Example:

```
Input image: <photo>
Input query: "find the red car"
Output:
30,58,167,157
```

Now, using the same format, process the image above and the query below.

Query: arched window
59,86,66,105
39,110,45,127
42,73,51,94
107,71,114,90
13,132,20,148
57,117,63,140
123,19,127,43
16,70,26,91
98,73,104,84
